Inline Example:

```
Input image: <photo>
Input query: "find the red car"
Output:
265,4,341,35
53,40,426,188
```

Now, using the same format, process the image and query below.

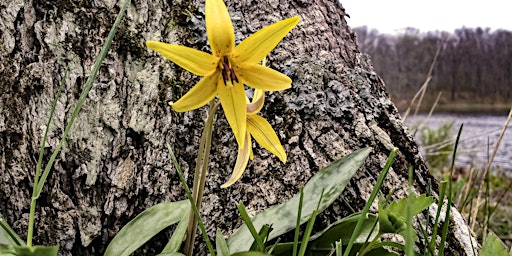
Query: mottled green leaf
104,200,190,256
228,148,372,252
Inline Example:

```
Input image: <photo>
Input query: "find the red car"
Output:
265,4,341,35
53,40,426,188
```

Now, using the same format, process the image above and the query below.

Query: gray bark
0,0,475,255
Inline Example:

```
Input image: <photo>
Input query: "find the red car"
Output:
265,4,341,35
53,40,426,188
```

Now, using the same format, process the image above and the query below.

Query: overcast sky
342,0,511,34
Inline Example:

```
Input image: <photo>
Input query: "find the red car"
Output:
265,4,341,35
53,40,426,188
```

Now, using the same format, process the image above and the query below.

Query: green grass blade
298,209,317,256
428,180,446,254
166,144,216,256
438,124,463,255
343,148,398,256
0,213,25,246
292,188,304,256
27,69,67,246
249,225,272,251
237,202,266,253
34,0,129,198
405,167,414,256
227,147,372,253
34,69,67,187
104,200,190,256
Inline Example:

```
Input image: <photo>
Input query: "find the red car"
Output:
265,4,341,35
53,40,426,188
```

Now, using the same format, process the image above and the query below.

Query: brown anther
221,56,238,86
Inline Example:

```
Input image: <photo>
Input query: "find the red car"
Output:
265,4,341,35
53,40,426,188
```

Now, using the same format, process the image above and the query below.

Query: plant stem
184,100,219,256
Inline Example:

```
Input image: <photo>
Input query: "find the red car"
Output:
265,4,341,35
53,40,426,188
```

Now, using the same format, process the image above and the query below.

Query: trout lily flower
146,0,299,148
221,89,286,188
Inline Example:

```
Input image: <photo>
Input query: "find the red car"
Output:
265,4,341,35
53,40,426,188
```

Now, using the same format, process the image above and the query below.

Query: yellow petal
221,132,251,188
205,0,235,56
247,115,287,163
170,74,219,112
217,81,247,147
238,64,292,91
146,41,218,76
233,16,300,64
246,90,265,115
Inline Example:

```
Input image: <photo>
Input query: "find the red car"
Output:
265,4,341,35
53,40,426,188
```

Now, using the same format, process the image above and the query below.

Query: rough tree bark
0,0,475,255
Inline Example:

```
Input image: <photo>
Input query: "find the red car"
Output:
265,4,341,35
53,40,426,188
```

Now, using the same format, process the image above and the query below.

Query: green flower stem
184,100,219,256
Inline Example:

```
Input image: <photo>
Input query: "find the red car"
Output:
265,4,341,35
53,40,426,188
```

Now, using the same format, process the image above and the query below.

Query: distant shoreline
395,102,512,116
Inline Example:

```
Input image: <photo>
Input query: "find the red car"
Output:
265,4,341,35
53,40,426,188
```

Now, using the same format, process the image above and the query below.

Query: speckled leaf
104,200,190,256
227,147,372,253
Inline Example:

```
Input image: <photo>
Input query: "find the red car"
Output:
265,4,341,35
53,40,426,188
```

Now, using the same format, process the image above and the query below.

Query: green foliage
0,214,24,248
0,245,59,256
228,147,372,253
104,200,190,256
479,232,509,256
378,195,434,240
215,229,230,256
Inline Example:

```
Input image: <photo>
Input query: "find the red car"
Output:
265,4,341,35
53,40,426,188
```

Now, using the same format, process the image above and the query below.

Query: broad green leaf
378,194,433,240
156,253,186,256
309,213,378,249
216,229,230,256
104,200,190,256
269,214,378,256
161,207,190,254
228,148,372,252
0,214,25,246
388,194,434,218
480,232,509,256
7,245,59,256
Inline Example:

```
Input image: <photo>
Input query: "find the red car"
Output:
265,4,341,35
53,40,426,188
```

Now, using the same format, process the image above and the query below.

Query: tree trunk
0,0,475,255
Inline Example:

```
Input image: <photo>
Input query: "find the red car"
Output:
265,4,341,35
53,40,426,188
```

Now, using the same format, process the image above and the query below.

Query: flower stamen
221,56,238,87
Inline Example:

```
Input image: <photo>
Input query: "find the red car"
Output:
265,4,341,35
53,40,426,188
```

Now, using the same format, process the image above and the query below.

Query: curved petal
221,132,251,188
170,74,220,112
206,0,235,56
233,16,300,64
247,115,286,163
218,81,247,147
238,64,292,91
146,41,218,76
246,89,265,115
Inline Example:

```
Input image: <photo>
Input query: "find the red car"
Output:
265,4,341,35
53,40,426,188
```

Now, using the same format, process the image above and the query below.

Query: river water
405,113,512,175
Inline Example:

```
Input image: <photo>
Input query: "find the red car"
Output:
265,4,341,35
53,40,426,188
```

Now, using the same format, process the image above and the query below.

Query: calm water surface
405,113,512,175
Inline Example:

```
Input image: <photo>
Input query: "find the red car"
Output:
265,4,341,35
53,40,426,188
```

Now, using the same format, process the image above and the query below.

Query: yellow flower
221,89,286,188
146,0,299,148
